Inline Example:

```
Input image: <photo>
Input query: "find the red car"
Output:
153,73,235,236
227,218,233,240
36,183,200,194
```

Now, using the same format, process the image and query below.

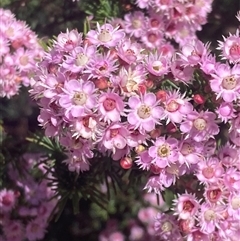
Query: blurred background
0,0,239,240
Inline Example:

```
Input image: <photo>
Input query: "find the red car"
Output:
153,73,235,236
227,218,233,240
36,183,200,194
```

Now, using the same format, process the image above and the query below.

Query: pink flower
216,102,236,123
26,218,46,241
116,38,142,65
180,110,219,142
148,136,179,168
196,157,224,184
85,51,118,79
127,92,164,133
63,154,90,173
98,91,125,123
123,11,146,38
86,23,125,48
210,63,240,102
54,29,82,51
0,189,17,213
2,220,25,241
98,123,129,156
62,44,96,73
173,193,199,220
178,138,204,166
164,90,193,124
144,52,170,76
59,79,96,118
154,213,182,240
217,29,240,63
141,30,163,49
198,203,224,234
178,40,210,66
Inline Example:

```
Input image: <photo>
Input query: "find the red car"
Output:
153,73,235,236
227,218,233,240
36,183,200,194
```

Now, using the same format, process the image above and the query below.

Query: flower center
126,49,135,55
231,196,240,210
110,128,119,138
152,61,163,72
76,53,89,66
183,200,195,212
204,210,216,221
180,143,193,156
222,76,237,90
98,30,112,43
193,118,207,131
150,19,159,28
132,19,142,29
207,189,222,203
72,138,83,149
103,98,116,111
73,92,87,105
157,144,170,157
229,43,240,57
166,100,180,112
148,33,157,43
166,164,179,175
137,105,151,119
202,167,214,179
161,221,173,232
19,55,29,66
2,194,13,206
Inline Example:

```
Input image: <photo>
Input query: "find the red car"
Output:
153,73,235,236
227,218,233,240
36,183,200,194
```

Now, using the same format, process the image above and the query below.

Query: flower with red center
141,30,163,49
54,29,82,51
85,51,118,79
196,157,224,184
180,110,219,142
116,38,142,65
178,40,210,66
98,123,130,161
210,63,240,102
127,92,164,133
148,136,179,168
59,79,96,119
217,29,240,63
204,185,226,204
173,193,199,220
86,23,125,48
164,90,193,124
0,189,17,212
98,91,125,123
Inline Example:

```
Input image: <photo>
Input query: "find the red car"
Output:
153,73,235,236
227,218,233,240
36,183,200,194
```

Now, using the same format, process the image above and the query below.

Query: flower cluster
0,8,43,98
30,7,240,241
0,154,59,241
111,0,213,48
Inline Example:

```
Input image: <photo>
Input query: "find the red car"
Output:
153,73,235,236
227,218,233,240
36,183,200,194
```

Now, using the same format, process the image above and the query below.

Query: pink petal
143,93,156,106
180,121,192,133
128,96,140,109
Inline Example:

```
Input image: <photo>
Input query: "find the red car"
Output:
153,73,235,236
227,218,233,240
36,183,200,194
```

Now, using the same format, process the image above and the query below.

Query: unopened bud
120,157,132,169
193,94,205,104
150,164,162,174
156,90,167,101
94,77,109,89
166,123,177,133
149,128,161,139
